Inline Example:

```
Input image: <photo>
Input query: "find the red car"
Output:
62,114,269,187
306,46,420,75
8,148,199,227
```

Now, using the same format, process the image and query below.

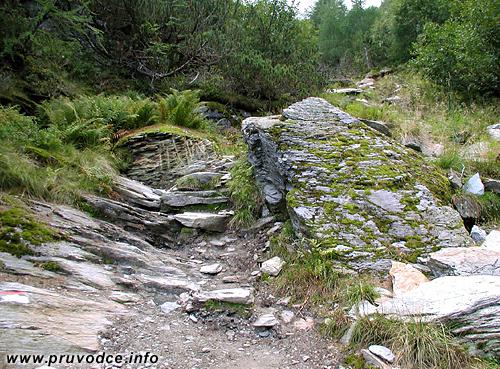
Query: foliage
413,0,499,95
158,90,206,129
0,206,61,258
351,315,476,369
227,156,263,228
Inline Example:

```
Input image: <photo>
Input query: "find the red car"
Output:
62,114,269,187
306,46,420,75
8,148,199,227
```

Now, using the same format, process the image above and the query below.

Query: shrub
158,89,206,129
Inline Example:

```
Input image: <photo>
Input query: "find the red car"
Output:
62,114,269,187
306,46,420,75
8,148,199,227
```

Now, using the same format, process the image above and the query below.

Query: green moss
0,207,61,258
39,261,63,273
203,300,252,318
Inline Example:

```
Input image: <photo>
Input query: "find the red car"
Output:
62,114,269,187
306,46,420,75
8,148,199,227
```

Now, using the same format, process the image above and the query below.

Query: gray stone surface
368,345,395,363
161,190,228,210
243,97,472,271
426,247,500,276
193,288,254,305
463,173,484,195
253,313,279,328
174,212,230,232
260,256,285,276
487,123,500,141
365,274,500,357
471,225,487,243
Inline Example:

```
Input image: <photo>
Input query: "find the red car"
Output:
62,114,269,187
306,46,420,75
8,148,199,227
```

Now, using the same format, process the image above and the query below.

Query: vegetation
227,157,263,228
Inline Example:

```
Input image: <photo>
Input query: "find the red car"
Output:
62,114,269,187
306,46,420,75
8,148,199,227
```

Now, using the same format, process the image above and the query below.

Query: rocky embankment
0,98,498,368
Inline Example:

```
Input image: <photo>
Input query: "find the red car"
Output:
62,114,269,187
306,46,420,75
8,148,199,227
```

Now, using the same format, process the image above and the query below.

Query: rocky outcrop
243,98,472,271
365,271,500,357
122,131,213,188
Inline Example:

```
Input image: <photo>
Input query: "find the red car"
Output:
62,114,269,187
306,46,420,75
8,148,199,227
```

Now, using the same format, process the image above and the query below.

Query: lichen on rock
243,97,472,272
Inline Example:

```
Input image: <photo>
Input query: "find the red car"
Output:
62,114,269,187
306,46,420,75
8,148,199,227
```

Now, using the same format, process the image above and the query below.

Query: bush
158,89,206,129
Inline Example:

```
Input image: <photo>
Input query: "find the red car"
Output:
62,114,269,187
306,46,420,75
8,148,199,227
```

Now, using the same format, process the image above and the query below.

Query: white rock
361,349,392,369
260,256,285,276
280,310,295,324
160,301,180,315
173,212,230,232
482,230,500,251
427,247,500,276
194,288,254,305
253,313,279,327
369,345,395,363
471,225,487,243
200,263,223,275
109,291,141,303
463,173,484,195
487,123,500,141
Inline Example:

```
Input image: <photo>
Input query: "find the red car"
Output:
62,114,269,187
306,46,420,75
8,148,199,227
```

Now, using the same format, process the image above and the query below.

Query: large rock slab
174,212,230,232
426,247,500,276
193,288,254,305
365,275,500,357
243,98,472,271
0,282,127,353
113,176,165,210
160,190,228,210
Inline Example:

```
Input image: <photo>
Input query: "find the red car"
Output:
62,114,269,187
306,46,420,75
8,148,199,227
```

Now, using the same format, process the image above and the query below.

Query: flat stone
390,261,429,296
361,349,391,369
160,301,180,315
359,118,392,137
253,313,279,327
194,288,254,305
174,212,230,232
427,247,500,276
109,291,141,303
260,256,285,276
366,275,500,357
113,176,164,210
161,190,228,209
328,88,363,95
0,252,56,279
200,263,223,275
368,345,396,363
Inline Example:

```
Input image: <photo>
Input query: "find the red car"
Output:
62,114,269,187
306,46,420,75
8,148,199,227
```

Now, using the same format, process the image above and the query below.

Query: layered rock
243,98,472,271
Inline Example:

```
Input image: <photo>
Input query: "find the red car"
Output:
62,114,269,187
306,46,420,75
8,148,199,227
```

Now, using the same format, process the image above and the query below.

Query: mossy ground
0,205,62,258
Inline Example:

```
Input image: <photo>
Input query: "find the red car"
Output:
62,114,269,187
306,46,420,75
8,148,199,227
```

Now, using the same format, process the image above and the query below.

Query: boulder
470,225,487,243
365,275,500,357
487,123,500,141
390,261,429,296
260,256,285,276
426,247,500,276
484,178,500,194
173,212,230,232
199,263,223,275
243,98,472,271
463,173,484,195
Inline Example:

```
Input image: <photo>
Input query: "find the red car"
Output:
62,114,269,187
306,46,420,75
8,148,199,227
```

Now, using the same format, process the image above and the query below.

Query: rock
160,190,228,210
471,225,487,243
365,275,500,357
253,313,279,328
463,173,484,195
243,98,472,271
0,282,127,353
487,123,500,141
452,194,482,222
194,288,254,305
448,169,462,190
462,141,490,161
390,261,429,296
280,310,295,324
482,230,500,251
160,301,180,314
359,118,392,137
200,263,223,275
260,256,285,276
173,212,230,232
484,178,500,194
327,88,363,95
383,96,402,104
361,349,392,369
0,252,56,279
175,172,222,191
293,317,314,330
109,291,141,303
368,345,395,364
426,247,500,276
113,176,164,210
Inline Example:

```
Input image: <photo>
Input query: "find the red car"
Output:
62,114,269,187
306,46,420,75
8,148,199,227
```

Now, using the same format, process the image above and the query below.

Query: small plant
350,315,475,369
227,156,263,228
203,300,252,318
343,279,380,307
158,89,207,129
40,261,63,273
